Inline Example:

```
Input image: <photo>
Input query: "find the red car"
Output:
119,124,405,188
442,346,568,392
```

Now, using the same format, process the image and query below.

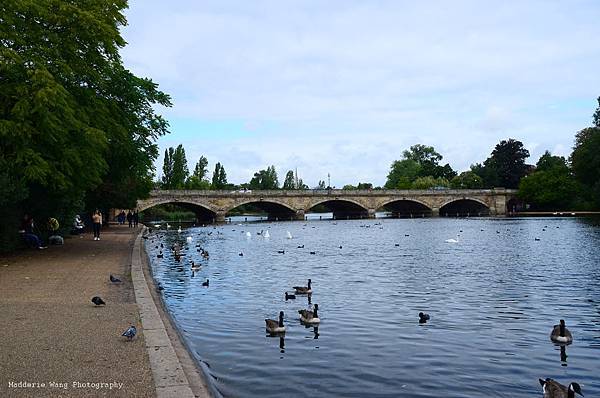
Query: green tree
211,162,228,189
475,139,530,188
282,170,296,189
357,182,373,190
342,184,356,190
316,180,326,189
249,165,279,189
451,171,483,189
186,156,210,189
571,126,600,206
0,0,171,250
412,176,450,189
385,159,421,188
536,151,569,173
161,148,174,189
171,144,189,189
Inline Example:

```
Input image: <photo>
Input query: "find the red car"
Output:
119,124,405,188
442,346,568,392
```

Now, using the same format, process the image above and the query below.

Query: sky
120,0,600,187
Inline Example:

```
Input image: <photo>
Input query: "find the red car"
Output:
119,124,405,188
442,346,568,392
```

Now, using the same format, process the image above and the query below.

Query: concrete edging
131,231,196,398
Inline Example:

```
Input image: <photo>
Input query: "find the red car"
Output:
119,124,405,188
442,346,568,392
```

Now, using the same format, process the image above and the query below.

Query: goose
445,235,459,243
539,378,583,398
293,279,312,294
202,279,209,287
191,261,201,271
265,311,286,334
419,312,430,323
550,320,573,344
299,304,320,324
285,292,296,300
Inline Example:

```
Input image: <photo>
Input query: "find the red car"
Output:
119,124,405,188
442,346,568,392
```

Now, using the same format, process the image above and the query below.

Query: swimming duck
285,292,296,300
265,311,286,334
277,250,285,254
293,279,312,294
191,261,201,271
299,304,320,324
297,245,304,249
202,279,209,287
157,252,163,258
550,319,573,344
419,312,430,323
539,378,583,398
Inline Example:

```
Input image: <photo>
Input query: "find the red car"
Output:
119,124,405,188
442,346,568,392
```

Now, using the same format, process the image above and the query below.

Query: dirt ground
0,226,155,397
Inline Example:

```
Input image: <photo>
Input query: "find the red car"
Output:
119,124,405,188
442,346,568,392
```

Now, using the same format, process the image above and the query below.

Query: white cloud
122,0,600,186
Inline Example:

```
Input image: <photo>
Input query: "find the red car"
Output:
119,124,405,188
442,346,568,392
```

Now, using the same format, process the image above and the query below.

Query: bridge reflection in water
136,189,517,223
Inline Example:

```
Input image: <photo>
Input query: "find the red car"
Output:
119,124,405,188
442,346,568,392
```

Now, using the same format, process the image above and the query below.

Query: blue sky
121,0,600,187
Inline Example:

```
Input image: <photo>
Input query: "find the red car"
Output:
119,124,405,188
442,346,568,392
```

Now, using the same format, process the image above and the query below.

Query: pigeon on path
109,274,122,283
122,326,137,340
91,296,105,306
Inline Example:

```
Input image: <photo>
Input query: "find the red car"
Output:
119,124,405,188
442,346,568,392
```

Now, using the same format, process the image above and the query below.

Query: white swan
186,236,192,243
263,230,270,238
286,231,292,239
246,231,251,238
177,226,182,233
445,235,459,243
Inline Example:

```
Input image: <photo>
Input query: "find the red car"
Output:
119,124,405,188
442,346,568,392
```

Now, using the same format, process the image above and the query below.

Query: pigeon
122,325,137,340
202,279,209,287
109,274,122,283
91,296,105,306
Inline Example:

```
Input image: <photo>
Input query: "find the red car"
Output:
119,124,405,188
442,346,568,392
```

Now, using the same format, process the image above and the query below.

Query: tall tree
170,144,189,189
211,162,228,189
571,126,600,206
186,156,210,189
479,139,530,189
451,171,483,189
282,170,296,189
0,0,171,250
161,148,174,189
385,159,421,189
249,165,279,190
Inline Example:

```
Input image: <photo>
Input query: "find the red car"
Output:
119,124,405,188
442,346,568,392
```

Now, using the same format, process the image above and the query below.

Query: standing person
133,211,139,227
118,210,126,225
127,210,133,228
92,210,102,241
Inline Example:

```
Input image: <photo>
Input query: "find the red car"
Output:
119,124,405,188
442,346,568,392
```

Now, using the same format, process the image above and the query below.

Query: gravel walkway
0,226,155,397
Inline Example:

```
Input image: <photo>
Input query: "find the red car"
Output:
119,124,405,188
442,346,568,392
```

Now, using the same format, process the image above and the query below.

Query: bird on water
293,279,312,294
550,319,573,344
122,326,137,340
91,296,105,306
265,311,286,334
539,378,583,398
419,312,430,323
285,292,296,300
202,279,209,287
299,304,321,324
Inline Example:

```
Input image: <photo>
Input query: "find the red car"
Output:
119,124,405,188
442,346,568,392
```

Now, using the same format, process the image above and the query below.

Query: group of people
116,210,139,228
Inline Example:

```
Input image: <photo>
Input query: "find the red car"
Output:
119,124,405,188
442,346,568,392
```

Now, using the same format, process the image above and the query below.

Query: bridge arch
225,199,298,221
439,197,490,217
377,198,433,218
138,199,218,222
307,198,370,219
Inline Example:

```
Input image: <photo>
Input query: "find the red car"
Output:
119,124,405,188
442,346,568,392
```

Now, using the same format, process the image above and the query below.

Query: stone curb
131,231,195,398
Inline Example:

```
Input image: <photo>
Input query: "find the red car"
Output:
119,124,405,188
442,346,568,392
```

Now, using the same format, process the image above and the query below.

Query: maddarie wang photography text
8,381,124,391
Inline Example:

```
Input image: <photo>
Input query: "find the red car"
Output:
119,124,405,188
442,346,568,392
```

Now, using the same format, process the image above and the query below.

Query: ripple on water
146,217,600,398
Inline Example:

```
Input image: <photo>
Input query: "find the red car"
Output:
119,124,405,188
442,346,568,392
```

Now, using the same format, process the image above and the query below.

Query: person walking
92,210,102,240
133,211,139,228
127,210,133,228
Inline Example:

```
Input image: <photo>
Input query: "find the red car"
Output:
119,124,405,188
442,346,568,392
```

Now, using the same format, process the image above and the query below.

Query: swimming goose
550,320,573,344
293,279,312,294
191,262,201,270
285,292,296,300
419,312,430,323
299,304,320,324
265,311,286,334
539,378,583,398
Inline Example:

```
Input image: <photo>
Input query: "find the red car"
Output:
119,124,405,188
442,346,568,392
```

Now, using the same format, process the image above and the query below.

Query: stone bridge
136,189,518,222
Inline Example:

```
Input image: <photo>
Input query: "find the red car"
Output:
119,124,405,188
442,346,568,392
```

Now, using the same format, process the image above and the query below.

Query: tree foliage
482,139,530,189
211,162,228,189
451,171,483,189
571,126,600,206
186,156,210,189
249,166,279,190
282,170,295,189
385,145,455,189
0,0,171,250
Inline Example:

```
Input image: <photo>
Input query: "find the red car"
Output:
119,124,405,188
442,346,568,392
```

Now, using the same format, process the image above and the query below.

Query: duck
419,312,430,323
297,245,304,249
539,378,583,398
309,251,316,255
277,250,285,254
550,319,573,344
299,304,320,324
157,251,163,258
202,279,209,287
191,261,201,271
285,292,296,300
265,311,286,334
293,279,312,294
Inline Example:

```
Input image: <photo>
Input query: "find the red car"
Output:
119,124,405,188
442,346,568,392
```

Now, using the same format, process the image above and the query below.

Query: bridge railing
147,188,516,197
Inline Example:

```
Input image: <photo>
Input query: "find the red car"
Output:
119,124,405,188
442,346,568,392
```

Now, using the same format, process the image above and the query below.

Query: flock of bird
90,274,137,341
146,222,583,397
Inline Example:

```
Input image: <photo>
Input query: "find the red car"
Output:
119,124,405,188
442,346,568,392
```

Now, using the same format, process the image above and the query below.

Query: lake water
144,217,600,397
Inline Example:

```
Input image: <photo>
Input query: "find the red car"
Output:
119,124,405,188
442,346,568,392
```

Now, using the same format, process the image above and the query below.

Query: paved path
0,227,157,397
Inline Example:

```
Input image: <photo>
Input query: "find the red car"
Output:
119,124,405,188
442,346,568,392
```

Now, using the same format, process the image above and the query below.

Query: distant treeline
159,98,600,211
